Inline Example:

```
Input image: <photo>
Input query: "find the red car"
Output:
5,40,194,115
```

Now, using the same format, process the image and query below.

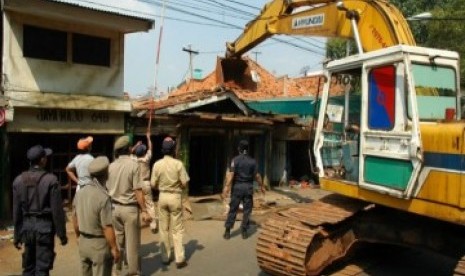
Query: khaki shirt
73,180,112,236
107,155,142,204
151,155,189,193
132,150,152,181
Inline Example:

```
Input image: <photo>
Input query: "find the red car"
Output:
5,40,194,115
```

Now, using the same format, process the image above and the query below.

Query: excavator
222,1,465,275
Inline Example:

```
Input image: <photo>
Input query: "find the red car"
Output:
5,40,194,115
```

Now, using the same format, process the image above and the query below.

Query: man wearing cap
73,156,120,276
222,139,265,240
107,135,150,275
66,136,94,192
151,136,189,269
12,145,68,275
132,130,158,233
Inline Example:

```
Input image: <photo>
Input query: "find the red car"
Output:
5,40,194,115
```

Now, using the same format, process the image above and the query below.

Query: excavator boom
226,0,415,57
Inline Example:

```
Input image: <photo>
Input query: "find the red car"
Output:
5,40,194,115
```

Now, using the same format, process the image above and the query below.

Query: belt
24,213,52,218
80,232,105,239
234,182,253,185
111,200,138,206
159,190,182,194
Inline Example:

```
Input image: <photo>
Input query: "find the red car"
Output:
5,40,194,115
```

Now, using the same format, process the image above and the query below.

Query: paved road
0,187,459,276
0,220,267,276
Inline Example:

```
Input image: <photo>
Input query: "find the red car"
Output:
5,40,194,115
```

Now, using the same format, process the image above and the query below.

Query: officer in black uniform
13,145,68,276
222,140,265,240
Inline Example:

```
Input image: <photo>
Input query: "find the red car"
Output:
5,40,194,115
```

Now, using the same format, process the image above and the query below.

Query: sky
123,0,327,97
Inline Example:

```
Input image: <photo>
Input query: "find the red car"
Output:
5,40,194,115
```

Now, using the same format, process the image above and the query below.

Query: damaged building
132,57,346,196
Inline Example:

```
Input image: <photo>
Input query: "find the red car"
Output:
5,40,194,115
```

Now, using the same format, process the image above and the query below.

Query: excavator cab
314,45,460,199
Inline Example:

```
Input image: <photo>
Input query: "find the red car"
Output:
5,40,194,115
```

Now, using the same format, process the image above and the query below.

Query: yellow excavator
223,1,465,275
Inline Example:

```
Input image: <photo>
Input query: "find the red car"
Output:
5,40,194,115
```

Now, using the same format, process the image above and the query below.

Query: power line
141,0,326,55
166,0,252,20
224,0,261,11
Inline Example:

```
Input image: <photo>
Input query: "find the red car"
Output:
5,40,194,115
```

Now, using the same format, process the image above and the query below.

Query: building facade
0,0,155,220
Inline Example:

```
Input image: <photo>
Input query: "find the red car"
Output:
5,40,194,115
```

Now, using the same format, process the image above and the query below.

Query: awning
7,91,131,112
246,97,316,116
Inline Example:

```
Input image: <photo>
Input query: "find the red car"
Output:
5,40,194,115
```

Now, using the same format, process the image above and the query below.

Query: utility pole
182,44,199,81
251,51,261,63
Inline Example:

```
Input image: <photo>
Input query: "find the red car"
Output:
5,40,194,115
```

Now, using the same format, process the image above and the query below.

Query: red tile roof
133,57,346,111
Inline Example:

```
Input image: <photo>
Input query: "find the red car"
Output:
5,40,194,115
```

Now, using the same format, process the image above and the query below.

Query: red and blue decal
368,66,396,129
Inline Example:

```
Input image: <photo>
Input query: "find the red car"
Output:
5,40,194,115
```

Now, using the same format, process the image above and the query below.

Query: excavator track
258,194,465,276
256,195,369,276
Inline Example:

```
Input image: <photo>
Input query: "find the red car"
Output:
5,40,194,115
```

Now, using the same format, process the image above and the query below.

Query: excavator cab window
320,69,362,180
408,64,457,121
368,65,396,130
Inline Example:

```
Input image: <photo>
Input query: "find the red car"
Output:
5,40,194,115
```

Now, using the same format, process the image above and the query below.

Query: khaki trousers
158,192,185,263
112,205,141,275
142,181,158,229
79,236,112,276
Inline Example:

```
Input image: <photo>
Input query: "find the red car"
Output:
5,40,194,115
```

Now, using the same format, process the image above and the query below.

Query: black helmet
238,140,249,153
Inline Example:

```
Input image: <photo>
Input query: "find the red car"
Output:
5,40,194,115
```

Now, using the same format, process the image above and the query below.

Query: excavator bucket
216,57,257,91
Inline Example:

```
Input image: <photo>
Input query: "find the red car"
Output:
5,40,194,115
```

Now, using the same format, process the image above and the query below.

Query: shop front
2,105,128,219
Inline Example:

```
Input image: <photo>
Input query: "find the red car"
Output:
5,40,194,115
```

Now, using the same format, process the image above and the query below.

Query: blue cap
27,145,52,161
134,144,147,157
162,137,175,153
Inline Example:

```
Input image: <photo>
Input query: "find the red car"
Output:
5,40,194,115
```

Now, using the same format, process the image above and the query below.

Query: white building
0,0,155,217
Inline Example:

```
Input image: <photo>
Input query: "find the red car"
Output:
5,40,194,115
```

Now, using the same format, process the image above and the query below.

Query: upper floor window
23,25,111,67
72,33,110,66
23,25,67,62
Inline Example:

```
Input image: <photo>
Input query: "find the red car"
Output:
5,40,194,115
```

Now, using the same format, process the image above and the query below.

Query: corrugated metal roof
246,98,315,116
45,0,156,21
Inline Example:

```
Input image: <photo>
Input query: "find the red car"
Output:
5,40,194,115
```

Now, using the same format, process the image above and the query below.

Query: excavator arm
226,0,415,57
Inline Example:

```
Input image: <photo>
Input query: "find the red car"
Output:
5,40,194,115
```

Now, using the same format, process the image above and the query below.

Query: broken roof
171,57,323,101
132,57,347,114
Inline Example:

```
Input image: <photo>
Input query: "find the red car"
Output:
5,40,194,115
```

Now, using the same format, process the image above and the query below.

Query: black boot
223,228,231,240
242,229,248,239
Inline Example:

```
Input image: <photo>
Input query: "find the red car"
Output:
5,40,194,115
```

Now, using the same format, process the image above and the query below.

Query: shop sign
7,108,126,133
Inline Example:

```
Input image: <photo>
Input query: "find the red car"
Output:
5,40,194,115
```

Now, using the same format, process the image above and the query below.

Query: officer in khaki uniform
73,156,120,276
106,136,151,275
151,137,189,269
132,130,158,233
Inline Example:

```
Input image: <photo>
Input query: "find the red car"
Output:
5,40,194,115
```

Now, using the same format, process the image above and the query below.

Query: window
23,25,67,61
408,64,457,120
368,65,396,130
72,33,110,66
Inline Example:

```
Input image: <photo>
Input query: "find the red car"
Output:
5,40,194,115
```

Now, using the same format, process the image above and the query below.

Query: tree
326,0,465,87
325,38,356,60
423,1,465,86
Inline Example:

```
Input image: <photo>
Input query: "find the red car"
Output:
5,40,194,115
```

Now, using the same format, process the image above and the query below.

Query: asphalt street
0,188,459,276
0,220,267,276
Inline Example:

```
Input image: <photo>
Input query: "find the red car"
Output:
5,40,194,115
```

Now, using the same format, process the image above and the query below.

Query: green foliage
326,38,356,60
391,0,465,86
325,0,465,87
424,2,465,86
